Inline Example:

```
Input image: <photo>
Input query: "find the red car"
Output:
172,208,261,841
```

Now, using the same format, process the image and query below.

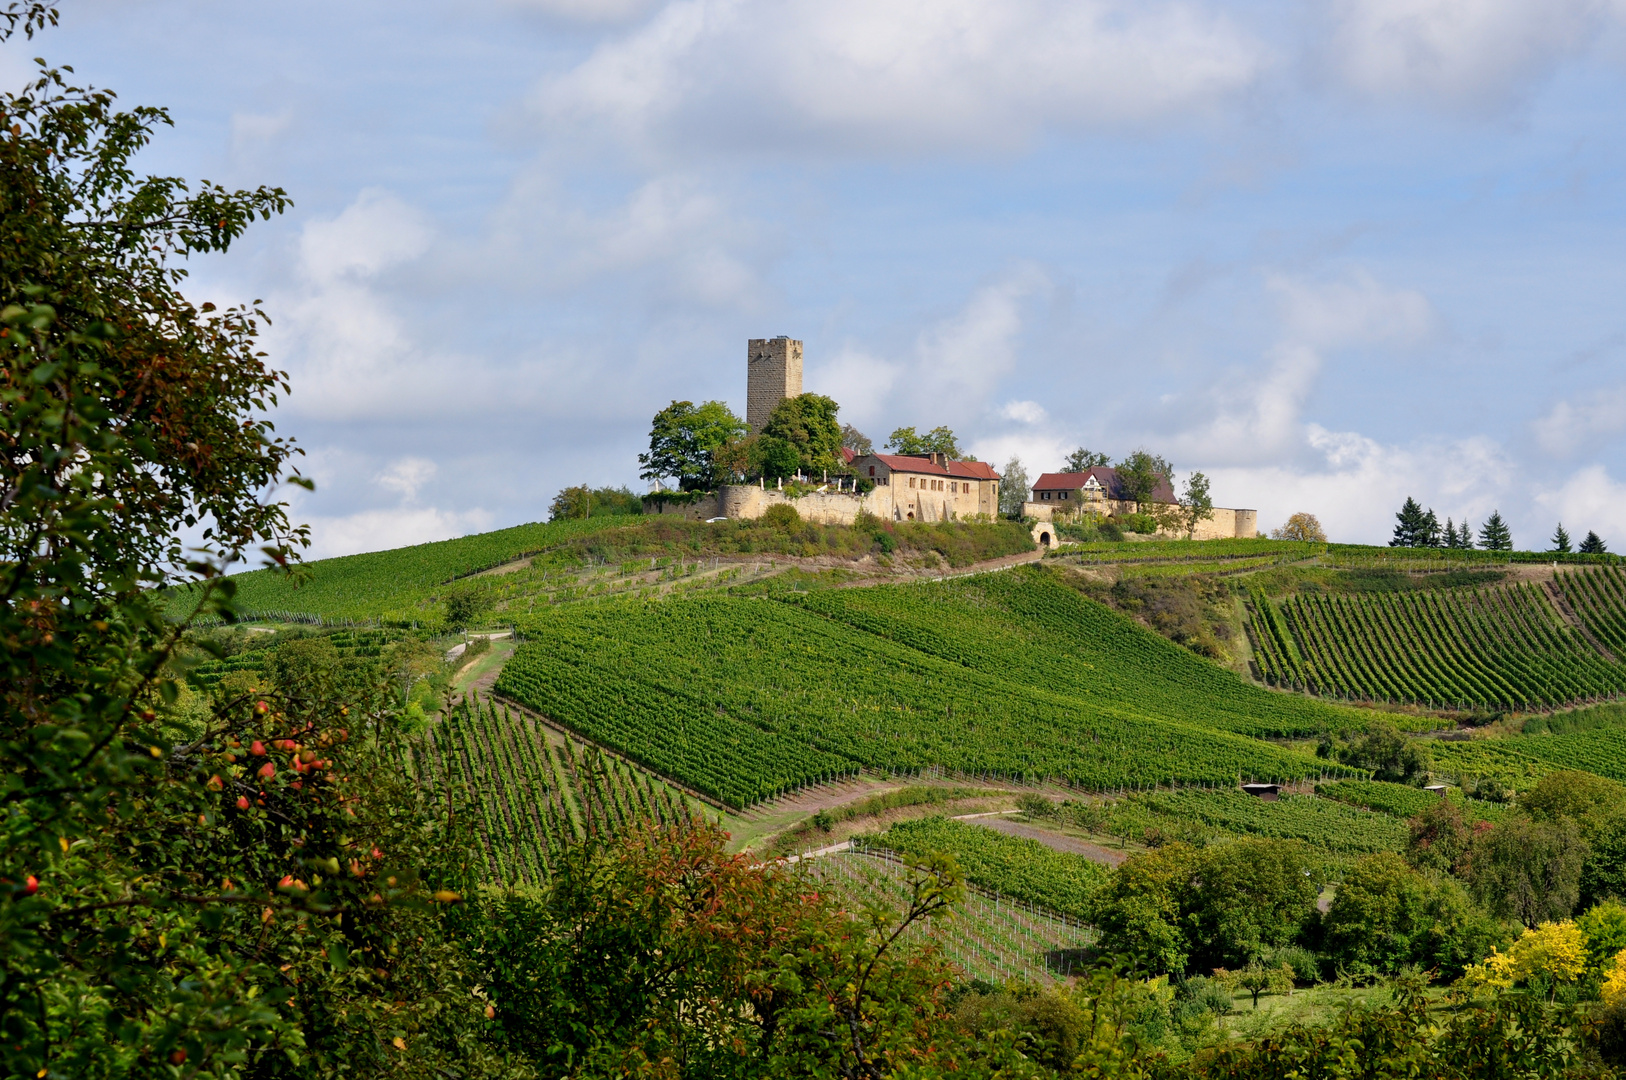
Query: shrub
761,503,802,529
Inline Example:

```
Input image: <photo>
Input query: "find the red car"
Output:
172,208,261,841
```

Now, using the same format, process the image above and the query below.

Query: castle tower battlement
747,336,803,433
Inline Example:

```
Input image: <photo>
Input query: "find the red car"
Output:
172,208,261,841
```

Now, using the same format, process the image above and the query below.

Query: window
1061,490,1069,500
868,466,875,477
950,481,957,493
909,477,916,488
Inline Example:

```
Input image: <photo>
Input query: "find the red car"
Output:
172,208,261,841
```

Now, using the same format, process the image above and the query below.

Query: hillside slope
796,567,1365,738
494,575,1362,807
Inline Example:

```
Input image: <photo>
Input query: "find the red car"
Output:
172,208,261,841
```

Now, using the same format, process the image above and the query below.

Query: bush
761,503,802,529
1117,512,1160,534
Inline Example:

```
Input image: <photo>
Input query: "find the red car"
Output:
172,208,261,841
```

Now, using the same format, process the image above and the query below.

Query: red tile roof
1032,467,1175,504
864,454,999,480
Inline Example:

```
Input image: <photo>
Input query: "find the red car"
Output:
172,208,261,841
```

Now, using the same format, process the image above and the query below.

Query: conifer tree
1552,523,1573,554
1391,497,1427,547
1581,530,1609,555
1443,519,1458,548
1420,507,1442,548
1479,510,1513,552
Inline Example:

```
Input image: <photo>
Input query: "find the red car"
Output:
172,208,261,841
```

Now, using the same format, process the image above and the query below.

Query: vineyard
494,587,1359,808
1556,567,1626,657
1123,789,1409,855
1314,779,1507,822
186,628,410,687
804,851,1094,984
862,817,1108,919
409,693,709,885
1248,581,1626,710
169,517,626,625
797,567,1365,738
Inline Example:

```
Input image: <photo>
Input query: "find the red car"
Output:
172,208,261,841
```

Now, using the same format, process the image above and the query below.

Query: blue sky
20,0,1626,554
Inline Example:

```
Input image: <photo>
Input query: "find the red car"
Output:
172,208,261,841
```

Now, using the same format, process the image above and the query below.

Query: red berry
24,875,38,895
258,762,275,780
250,740,266,756
236,796,250,810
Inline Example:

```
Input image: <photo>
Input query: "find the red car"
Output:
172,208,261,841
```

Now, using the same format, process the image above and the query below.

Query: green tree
885,425,961,457
1064,447,1111,472
1552,523,1573,553
1391,497,1428,547
1520,770,1625,830
1479,509,1513,551
1321,720,1432,784
1000,456,1030,517
637,399,748,491
548,484,643,521
1322,852,1503,978
1466,817,1588,926
1406,798,1474,876
1115,450,1174,512
1581,810,1626,907
1419,507,1442,547
1093,840,1319,976
1582,530,1610,555
1176,471,1215,540
761,392,843,475
0,16,500,1070
840,421,872,456
1271,512,1327,542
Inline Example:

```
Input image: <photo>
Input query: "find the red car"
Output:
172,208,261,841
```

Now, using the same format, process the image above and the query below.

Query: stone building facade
1022,468,1257,540
746,336,802,433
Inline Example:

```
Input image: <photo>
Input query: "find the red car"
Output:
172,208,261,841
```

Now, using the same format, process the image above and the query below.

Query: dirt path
1542,579,1619,662
963,817,1128,867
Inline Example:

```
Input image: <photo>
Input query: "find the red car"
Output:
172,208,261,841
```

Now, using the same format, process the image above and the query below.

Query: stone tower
746,336,803,433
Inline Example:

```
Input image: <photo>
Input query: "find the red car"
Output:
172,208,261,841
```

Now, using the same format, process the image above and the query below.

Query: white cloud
376,457,438,502
1327,0,1613,110
298,188,432,285
1209,425,1512,544
999,400,1049,425
531,0,1269,155
1533,464,1626,543
807,266,1050,432
1168,270,1436,463
297,505,496,561
1531,383,1626,455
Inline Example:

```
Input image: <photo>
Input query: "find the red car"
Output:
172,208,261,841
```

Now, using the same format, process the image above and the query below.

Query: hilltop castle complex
655,337,1255,541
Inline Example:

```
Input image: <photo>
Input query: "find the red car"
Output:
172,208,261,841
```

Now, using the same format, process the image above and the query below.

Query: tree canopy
999,457,1030,517
1063,447,1111,472
1391,497,1442,548
761,392,844,475
1114,450,1173,510
637,399,748,490
1272,512,1327,542
1479,510,1513,552
886,425,961,457
1582,530,1610,555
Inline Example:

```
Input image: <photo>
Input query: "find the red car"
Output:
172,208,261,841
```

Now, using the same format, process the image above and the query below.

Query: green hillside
494,575,1360,807
796,567,1365,738
1249,580,1626,710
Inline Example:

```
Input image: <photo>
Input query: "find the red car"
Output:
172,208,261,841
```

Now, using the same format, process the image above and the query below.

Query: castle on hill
655,337,1255,541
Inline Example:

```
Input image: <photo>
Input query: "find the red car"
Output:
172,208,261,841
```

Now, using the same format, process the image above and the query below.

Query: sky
16,0,1626,555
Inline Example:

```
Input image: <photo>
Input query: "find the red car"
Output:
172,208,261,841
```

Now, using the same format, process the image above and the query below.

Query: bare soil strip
961,817,1128,867
1542,579,1619,662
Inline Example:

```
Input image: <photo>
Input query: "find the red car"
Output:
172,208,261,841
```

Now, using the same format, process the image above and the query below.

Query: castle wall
746,337,803,433
718,484,890,525
1022,500,1258,540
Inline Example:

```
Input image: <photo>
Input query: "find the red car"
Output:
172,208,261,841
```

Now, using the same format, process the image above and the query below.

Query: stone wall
1022,500,1258,540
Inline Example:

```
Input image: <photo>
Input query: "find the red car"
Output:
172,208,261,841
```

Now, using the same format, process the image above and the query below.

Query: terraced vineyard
1248,582,1626,709
863,817,1108,919
806,850,1094,984
1557,567,1626,657
1123,789,1409,855
186,628,410,687
412,694,707,885
496,584,1359,808
1314,779,1508,822
798,568,1364,738
1431,725,1626,788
